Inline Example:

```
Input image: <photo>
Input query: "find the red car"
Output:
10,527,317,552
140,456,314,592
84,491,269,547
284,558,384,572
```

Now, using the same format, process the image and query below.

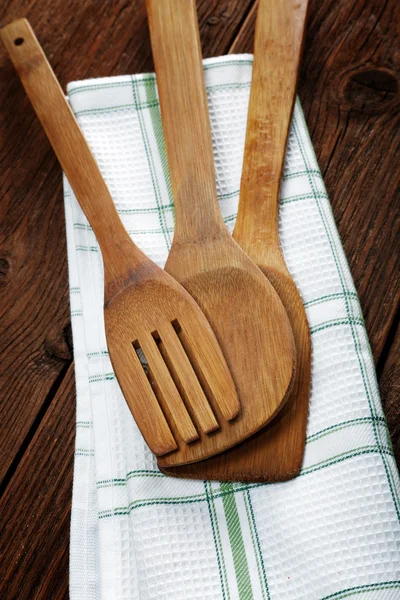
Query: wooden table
0,1,398,597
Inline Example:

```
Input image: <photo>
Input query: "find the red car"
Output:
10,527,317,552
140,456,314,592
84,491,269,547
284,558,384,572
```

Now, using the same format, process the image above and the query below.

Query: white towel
65,55,400,600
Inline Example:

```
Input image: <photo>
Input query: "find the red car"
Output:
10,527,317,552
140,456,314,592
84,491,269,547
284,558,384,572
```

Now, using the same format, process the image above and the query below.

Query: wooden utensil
1,18,243,468
161,0,311,481
146,0,296,471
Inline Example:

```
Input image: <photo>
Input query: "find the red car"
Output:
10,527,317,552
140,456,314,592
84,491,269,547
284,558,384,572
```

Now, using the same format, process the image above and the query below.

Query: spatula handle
0,19,139,271
234,0,308,253
146,0,225,244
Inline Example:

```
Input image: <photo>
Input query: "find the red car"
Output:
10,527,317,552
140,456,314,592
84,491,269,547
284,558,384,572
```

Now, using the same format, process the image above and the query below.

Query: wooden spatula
146,0,296,472
160,0,311,481
1,18,243,468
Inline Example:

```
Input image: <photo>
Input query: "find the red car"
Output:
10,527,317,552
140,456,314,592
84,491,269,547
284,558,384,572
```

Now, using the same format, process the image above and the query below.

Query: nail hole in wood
14,38,24,46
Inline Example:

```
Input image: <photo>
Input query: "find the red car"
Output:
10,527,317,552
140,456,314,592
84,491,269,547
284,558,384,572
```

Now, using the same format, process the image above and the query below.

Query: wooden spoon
146,0,296,471
1,18,242,468
161,0,311,481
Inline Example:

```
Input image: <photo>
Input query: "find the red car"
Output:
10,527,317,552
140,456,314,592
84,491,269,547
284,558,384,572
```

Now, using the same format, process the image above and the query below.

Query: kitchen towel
65,55,400,600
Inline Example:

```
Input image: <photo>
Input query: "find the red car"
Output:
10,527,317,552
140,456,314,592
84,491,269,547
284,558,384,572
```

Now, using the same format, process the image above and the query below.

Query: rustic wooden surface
0,0,398,597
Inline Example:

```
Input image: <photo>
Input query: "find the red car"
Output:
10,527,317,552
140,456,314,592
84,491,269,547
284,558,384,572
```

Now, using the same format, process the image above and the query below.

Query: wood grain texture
380,322,400,466
161,0,310,482
0,0,398,596
231,0,400,362
147,0,297,476
0,159,71,484
233,0,311,480
299,0,400,360
0,364,75,600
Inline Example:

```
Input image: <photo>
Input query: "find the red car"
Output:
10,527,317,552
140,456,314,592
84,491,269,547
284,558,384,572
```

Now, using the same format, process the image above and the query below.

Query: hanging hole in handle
14,38,24,46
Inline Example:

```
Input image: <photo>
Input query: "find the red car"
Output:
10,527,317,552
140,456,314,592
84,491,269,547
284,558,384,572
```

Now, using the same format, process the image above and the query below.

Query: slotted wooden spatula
0,18,243,468
146,0,296,472
160,0,311,481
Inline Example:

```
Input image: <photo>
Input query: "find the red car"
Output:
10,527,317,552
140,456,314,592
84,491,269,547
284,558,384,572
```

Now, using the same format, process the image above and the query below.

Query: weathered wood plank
231,0,400,363
380,323,400,465
0,147,71,483
0,364,75,600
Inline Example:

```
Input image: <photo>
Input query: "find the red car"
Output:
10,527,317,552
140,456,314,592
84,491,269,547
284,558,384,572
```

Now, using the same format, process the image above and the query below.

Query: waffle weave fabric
65,55,400,600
